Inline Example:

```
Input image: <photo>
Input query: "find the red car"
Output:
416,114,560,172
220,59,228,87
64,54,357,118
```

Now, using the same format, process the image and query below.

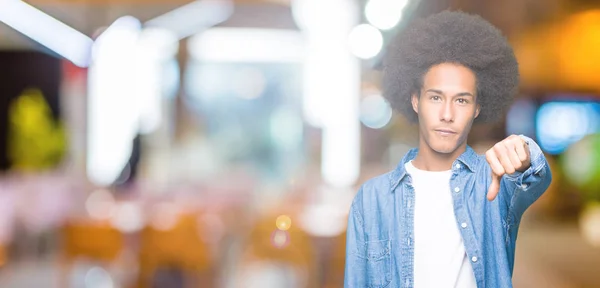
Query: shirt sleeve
344,188,367,288
502,135,553,220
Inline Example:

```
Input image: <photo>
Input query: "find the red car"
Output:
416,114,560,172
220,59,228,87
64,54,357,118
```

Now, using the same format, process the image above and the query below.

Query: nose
440,100,454,122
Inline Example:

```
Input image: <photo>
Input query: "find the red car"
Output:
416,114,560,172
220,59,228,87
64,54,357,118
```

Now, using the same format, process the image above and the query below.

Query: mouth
434,129,457,136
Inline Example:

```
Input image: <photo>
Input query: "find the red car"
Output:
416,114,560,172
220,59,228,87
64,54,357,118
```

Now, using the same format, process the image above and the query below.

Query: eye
430,95,441,101
456,98,469,104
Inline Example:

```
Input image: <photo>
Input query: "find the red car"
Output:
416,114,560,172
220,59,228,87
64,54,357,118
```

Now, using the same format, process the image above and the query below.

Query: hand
485,135,531,201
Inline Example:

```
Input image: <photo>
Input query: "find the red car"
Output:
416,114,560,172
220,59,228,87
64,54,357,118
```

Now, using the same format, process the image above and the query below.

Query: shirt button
454,187,460,193
461,222,467,228
471,256,478,263
455,164,461,169
521,184,529,189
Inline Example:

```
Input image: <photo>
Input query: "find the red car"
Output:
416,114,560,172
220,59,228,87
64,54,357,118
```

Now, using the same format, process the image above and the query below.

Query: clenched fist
485,135,531,201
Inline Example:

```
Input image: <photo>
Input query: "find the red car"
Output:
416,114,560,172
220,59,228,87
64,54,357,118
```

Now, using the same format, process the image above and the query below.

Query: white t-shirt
405,160,477,288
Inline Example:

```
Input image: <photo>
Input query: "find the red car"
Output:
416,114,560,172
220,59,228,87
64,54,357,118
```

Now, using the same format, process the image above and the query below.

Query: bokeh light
365,0,408,30
150,202,180,231
271,230,290,249
537,101,600,154
348,24,383,59
276,215,292,231
562,133,600,195
85,189,116,220
580,202,600,248
84,266,114,288
110,201,144,233
360,94,393,129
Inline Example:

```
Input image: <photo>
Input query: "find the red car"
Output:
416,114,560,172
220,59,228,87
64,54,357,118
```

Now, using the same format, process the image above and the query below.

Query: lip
434,129,457,134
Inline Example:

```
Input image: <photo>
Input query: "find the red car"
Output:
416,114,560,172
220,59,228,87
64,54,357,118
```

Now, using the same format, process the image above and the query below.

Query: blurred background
0,0,599,287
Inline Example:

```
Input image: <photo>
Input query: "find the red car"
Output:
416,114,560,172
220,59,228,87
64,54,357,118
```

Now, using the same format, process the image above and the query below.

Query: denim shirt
344,135,552,288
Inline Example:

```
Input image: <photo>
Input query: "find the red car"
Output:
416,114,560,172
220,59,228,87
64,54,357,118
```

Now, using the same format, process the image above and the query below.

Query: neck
412,140,467,171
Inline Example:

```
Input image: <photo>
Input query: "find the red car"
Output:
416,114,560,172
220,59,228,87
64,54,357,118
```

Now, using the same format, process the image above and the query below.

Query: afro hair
381,10,519,124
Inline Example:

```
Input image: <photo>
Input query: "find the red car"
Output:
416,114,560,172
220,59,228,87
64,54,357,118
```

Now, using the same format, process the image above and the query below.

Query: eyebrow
425,89,474,97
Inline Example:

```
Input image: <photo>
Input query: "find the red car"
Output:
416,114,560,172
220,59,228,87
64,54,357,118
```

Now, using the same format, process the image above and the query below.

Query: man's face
411,63,480,154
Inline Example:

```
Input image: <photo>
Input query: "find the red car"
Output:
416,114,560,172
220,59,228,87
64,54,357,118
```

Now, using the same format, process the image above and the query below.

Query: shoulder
351,171,395,214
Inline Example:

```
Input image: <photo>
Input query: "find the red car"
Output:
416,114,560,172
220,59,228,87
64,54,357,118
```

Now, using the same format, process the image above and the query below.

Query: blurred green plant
7,88,67,171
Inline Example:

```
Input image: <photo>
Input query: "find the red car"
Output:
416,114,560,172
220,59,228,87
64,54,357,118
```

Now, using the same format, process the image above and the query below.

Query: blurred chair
136,212,213,288
236,212,318,288
60,220,124,287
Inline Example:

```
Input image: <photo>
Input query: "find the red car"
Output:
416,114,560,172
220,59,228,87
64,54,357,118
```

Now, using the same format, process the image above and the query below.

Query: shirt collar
388,145,478,192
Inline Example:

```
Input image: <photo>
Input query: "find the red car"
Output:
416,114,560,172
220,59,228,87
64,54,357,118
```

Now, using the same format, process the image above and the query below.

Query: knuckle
493,143,504,152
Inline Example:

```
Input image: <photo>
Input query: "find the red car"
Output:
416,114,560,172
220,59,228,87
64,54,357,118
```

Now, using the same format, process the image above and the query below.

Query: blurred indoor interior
0,0,600,287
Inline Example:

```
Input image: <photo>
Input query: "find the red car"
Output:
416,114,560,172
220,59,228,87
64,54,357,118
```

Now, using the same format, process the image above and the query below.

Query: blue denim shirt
344,136,552,288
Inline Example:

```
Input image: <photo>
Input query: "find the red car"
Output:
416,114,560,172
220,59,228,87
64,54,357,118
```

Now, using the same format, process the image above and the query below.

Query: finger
513,137,528,162
494,143,516,174
504,140,523,170
487,174,501,201
486,148,505,176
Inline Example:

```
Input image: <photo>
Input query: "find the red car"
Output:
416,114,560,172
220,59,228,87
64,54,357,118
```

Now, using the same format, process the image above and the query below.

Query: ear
411,93,419,114
475,104,481,118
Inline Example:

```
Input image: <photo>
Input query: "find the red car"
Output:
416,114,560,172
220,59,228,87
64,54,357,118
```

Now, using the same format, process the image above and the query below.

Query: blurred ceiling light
145,0,233,40
292,0,359,129
360,94,393,129
348,24,383,59
92,16,142,61
291,0,357,32
0,0,93,67
87,16,142,186
134,28,178,135
291,0,361,187
136,28,179,61
365,0,409,30
188,28,304,62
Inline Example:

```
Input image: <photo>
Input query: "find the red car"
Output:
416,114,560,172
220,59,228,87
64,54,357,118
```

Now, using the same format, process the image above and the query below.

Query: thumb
487,173,501,201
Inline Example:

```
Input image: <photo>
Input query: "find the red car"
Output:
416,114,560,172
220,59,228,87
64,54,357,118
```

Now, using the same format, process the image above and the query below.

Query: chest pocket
358,239,392,288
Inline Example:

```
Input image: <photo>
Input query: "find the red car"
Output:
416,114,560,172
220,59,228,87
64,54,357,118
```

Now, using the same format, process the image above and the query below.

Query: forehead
422,63,476,93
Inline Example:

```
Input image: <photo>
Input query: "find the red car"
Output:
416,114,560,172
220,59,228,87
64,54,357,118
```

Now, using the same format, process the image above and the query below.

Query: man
344,10,552,288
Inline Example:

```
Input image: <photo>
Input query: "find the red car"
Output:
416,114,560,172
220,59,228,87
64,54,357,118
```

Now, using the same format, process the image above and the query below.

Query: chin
428,138,461,154
431,144,459,154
